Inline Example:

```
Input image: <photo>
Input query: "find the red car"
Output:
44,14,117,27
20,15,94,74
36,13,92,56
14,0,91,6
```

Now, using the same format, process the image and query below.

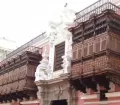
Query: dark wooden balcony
70,1,120,94
71,11,120,78
0,46,42,102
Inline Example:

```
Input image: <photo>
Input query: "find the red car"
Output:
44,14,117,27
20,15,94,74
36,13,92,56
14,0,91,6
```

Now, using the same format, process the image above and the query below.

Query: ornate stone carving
36,6,76,105
47,6,75,75
35,48,49,81
37,86,42,99
54,84,63,98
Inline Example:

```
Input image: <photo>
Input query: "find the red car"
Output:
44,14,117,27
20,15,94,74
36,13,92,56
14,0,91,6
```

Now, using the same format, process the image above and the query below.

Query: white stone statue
35,5,76,80
60,6,75,73
35,48,49,81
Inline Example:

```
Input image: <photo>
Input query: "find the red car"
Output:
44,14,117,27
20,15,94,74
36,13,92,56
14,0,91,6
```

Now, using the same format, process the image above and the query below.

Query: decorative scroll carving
54,84,63,97
9,71,13,83
19,65,27,79
11,82,19,93
35,49,49,81
43,6,75,79
18,80,26,91
0,51,41,102
37,80,76,105
12,69,19,81
5,84,11,94
1,85,5,95
72,55,109,76
4,73,9,84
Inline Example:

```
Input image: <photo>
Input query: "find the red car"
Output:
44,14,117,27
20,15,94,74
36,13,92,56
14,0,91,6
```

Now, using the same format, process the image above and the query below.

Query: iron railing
0,46,42,66
7,32,45,58
75,0,120,25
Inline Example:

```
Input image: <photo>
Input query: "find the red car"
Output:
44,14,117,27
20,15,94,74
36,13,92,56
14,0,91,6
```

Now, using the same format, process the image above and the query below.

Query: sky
0,0,97,47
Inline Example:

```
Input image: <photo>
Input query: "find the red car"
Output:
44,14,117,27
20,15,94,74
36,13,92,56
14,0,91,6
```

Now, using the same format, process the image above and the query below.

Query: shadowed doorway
51,99,67,105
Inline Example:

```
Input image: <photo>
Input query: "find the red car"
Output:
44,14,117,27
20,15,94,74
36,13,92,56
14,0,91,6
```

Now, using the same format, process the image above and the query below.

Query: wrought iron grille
75,0,120,25
0,46,42,66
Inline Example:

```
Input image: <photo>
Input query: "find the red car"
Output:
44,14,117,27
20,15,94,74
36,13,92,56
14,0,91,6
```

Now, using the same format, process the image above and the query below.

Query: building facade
1,0,120,105
35,6,77,105
0,33,50,105
70,0,120,105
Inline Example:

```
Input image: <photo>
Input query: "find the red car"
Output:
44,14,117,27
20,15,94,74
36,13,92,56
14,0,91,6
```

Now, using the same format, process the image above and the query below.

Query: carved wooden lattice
12,69,19,81
72,56,108,76
83,43,88,56
101,36,107,50
5,84,11,94
78,42,82,58
18,79,26,91
9,71,13,83
95,56,108,71
109,34,120,53
19,65,27,79
109,56,120,70
83,59,93,73
72,34,108,60
73,44,78,60
11,81,19,93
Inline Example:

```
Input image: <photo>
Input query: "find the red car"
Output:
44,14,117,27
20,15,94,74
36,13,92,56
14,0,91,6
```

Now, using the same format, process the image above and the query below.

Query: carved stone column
68,88,78,105
37,85,48,105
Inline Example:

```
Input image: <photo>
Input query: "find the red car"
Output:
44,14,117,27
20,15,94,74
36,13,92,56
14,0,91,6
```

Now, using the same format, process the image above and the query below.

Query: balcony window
96,38,101,53
84,43,88,56
54,42,65,71
78,43,82,58
89,42,94,55
101,38,107,50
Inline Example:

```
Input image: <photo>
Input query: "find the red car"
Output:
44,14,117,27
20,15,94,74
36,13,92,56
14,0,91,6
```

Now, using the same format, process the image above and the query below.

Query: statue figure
35,48,49,81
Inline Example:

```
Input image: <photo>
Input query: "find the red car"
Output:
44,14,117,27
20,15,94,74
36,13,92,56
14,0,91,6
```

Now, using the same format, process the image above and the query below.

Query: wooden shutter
96,38,100,52
54,42,65,71
89,41,94,55
84,43,88,56
73,44,78,60
101,36,107,50
78,43,82,58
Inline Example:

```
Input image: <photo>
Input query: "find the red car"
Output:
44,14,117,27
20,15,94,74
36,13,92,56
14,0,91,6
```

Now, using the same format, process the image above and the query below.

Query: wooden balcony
71,31,120,81
0,46,42,102
70,3,120,94
72,53,120,77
